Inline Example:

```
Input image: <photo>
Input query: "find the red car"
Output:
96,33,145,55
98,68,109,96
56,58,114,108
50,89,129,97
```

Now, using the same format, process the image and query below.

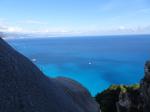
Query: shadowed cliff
0,37,100,112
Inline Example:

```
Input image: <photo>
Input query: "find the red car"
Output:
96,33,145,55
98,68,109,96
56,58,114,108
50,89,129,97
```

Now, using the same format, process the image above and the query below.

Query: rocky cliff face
116,85,142,112
140,61,150,112
96,61,150,112
0,37,100,112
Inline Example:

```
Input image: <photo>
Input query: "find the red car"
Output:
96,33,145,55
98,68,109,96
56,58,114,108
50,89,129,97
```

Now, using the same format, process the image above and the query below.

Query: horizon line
3,33,150,40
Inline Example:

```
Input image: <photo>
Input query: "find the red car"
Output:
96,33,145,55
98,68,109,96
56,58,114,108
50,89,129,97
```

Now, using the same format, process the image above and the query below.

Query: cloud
0,19,23,33
0,21,150,38
0,25,23,33
108,25,150,35
0,25,149,36
0,26,7,30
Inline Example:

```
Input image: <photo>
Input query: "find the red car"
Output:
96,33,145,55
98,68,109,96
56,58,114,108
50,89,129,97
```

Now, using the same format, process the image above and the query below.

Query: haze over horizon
0,0,150,37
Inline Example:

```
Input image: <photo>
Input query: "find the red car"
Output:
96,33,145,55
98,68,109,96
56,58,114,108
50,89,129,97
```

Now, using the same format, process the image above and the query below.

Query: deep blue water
6,35,150,95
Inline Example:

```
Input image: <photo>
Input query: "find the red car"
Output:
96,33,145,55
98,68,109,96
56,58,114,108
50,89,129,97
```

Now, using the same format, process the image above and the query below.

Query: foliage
95,84,140,112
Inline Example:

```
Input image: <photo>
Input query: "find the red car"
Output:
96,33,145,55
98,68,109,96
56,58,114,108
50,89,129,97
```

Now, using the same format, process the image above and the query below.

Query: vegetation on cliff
95,61,150,112
95,84,140,112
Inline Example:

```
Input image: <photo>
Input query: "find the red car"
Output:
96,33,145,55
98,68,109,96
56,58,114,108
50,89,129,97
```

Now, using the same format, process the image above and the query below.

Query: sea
6,35,150,95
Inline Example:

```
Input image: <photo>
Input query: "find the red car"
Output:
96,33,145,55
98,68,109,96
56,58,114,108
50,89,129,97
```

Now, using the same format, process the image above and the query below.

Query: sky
0,0,150,36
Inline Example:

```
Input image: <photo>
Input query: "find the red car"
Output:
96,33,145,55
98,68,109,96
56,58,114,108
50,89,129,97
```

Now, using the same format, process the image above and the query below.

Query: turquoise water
7,35,150,95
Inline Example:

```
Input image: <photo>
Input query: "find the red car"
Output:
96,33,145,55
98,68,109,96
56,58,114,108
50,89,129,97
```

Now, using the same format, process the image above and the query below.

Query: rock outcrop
116,86,142,112
96,61,150,112
95,84,141,112
140,61,150,112
0,37,100,112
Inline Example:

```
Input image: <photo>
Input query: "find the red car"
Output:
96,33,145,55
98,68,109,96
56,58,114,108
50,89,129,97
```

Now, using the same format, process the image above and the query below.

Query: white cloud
0,18,22,33
0,25,23,33
0,21,150,38
0,26,143,35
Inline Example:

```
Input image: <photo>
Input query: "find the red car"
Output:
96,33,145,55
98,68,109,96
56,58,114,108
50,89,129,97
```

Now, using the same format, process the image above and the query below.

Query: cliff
140,61,150,112
0,37,100,112
95,61,150,112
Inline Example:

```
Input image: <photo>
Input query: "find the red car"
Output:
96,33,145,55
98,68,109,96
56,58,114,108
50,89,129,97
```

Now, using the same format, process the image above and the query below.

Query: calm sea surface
6,35,150,95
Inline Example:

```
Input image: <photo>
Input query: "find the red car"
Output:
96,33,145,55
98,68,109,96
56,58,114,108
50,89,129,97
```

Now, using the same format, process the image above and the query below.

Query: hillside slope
0,37,99,112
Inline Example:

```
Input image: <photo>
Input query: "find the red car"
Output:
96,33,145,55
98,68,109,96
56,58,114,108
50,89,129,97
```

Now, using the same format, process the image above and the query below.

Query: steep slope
140,61,150,112
0,37,99,112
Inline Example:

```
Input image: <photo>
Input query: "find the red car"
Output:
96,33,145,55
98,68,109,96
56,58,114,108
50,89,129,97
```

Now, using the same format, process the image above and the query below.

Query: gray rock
116,92,131,112
0,37,100,112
